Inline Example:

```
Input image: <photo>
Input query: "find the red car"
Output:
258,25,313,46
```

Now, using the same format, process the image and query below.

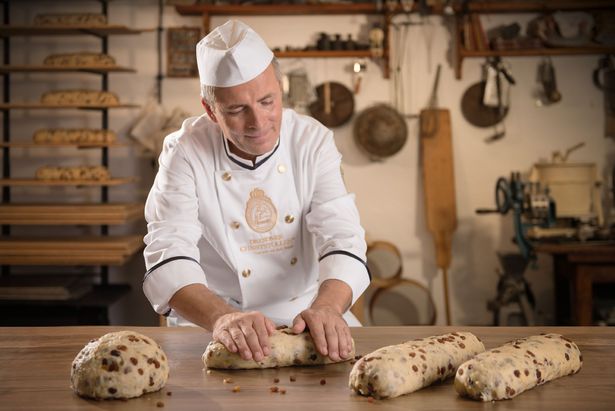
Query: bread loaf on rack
36,165,110,181
43,52,116,67
33,128,117,145
34,13,107,26
40,90,120,106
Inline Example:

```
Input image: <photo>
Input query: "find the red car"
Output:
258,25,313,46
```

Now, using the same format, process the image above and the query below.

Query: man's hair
201,57,282,107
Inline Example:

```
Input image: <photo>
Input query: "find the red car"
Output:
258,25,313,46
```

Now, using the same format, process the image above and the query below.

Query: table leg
574,265,593,326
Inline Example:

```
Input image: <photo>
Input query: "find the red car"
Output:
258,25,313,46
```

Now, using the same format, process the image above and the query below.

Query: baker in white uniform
143,20,370,363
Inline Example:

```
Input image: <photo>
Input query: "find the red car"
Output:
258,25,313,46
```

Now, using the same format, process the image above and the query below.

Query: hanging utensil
419,64,457,326
308,82,354,128
354,104,408,160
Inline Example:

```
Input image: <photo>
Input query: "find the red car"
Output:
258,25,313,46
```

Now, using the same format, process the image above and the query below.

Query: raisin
166,391,172,396
290,375,296,382
117,345,127,351
409,352,416,358
138,368,144,375
514,370,520,378
156,401,164,408
524,369,529,376
458,343,465,349
270,386,279,393
309,354,317,361
280,388,286,394
565,353,570,361
320,379,326,385
130,357,138,366
149,376,155,387
108,387,117,394
273,378,280,383
110,350,121,357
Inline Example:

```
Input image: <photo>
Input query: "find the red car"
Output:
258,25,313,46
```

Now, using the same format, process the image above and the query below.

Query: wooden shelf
0,103,139,110
0,235,144,266
175,3,391,78
0,203,144,225
0,284,131,307
0,25,152,37
274,50,373,58
175,4,381,16
0,141,129,148
457,0,615,13
0,65,136,74
0,177,137,187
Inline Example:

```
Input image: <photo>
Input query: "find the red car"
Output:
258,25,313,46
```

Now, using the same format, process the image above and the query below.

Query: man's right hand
212,311,276,362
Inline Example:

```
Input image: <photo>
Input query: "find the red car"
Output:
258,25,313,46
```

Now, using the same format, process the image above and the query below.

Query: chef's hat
196,20,274,88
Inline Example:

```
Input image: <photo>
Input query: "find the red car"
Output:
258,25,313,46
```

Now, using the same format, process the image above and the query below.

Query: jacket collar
222,134,280,170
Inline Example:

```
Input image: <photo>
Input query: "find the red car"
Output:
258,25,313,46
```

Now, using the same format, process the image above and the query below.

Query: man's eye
227,108,244,115
261,100,273,106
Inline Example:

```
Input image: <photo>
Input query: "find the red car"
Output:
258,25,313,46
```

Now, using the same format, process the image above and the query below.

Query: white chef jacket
142,108,371,327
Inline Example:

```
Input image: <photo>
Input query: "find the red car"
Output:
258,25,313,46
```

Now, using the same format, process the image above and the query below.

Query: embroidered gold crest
245,188,277,233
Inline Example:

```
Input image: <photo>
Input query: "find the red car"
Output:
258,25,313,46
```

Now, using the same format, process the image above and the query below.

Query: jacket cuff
142,257,207,315
318,251,371,308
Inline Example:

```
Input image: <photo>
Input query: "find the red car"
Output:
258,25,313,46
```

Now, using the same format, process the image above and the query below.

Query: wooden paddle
419,65,457,325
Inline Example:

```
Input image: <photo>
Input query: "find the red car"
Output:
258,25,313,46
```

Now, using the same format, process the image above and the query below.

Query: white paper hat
196,20,273,88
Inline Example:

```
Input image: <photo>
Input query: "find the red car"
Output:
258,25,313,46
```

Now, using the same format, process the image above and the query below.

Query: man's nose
246,107,266,130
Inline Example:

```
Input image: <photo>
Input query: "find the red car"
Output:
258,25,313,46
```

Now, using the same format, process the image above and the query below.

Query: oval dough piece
70,331,169,400
203,327,355,369
349,332,485,399
455,333,582,401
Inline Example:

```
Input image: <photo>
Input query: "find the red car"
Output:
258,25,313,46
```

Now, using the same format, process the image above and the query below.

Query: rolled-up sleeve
142,133,207,315
304,132,370,307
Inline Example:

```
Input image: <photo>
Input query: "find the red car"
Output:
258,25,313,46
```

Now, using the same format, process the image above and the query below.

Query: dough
43,52,116,67
33,128,117,144
70,331,169,400
203,327,355,369
41,90,120,106
34,13,107,26
35,165,110,181
349,332,485,399
455,333,582,401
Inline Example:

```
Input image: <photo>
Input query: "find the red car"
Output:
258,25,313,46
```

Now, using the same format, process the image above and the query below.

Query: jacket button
290,257,297,265
242,269,251,278
230,221,240,229
222,172,232,181
285,214,295,224
277,164,287,173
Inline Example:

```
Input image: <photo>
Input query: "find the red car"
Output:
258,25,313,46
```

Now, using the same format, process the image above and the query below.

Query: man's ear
202,98,218,123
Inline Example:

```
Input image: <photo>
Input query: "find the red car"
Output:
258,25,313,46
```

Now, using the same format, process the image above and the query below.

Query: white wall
6,1,613,326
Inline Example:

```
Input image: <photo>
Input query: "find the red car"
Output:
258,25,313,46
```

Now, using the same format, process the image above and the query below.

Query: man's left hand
292,305,352,362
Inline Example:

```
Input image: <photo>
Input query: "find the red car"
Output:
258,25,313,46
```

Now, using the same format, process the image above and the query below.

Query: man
143,20,370,363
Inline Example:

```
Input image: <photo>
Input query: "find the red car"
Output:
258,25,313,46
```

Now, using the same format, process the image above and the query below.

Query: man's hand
292,305,352,362
212,311,277,362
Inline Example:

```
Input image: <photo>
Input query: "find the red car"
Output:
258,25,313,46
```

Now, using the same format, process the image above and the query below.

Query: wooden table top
0,326,614,410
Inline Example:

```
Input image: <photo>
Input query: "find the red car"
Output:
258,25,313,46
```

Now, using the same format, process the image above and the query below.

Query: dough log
203,327,355,369
349,332,485,399
454,333,583,401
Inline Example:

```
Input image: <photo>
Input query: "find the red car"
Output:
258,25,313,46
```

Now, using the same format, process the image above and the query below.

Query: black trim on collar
222,137,280,170
318,250,372,281
143,256,200,282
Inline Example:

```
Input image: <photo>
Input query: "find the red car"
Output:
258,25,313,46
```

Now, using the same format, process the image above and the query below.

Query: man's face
205,64,283,161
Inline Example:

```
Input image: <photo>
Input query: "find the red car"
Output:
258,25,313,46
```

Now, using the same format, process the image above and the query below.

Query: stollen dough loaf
349,332,485,399
36,165,110,181
203,327,355,369
33,128,117,144
34,13,107,26
455,333,582,401
70,331,169,400
41,90,119,106
43,52,116,67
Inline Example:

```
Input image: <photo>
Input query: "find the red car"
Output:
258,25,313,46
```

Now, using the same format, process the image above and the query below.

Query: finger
292,315,306,334
229,328,252,360
215,329,237,353
324,321,340,361
345,327,354,353
265,317,277,336
306,317,327,357
239,323,264,362
336,324,350,359
253,317,271,357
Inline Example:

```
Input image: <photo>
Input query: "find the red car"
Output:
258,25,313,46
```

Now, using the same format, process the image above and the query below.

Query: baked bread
349,332,485,399
203,327,355,369
34,13,107,26
70,331,169,400
455,333,582,401
40,90,120,106
43,52,116,67
36,165,110,181
33,128,117,144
